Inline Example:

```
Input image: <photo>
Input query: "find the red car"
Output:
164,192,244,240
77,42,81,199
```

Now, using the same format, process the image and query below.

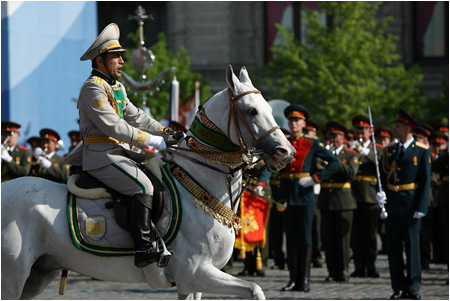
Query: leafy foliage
122,31,212,121
260,2,447,130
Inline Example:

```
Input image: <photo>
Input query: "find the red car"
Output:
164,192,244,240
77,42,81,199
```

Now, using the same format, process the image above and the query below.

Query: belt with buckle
83,135,121,144
281,173,310,180
322,182,351,189
387,183,418,192
353,175,377,182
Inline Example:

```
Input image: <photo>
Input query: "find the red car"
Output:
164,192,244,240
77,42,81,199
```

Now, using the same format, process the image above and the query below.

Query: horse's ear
239,66,253,87
226,64,239,93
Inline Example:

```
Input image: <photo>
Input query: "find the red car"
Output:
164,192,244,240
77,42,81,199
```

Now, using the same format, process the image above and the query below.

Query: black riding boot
130,194,160,268
295,249,312,292
281,248,298,291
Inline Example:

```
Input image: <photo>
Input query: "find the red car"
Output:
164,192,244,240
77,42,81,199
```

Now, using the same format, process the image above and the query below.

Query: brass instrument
352,138,364,154
2,138,10,153
317,143,335,170
31,147,48,164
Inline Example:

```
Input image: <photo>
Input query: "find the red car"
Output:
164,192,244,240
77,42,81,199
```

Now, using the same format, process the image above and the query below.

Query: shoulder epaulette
415,141,429,149
18,145,29,151
304,134,316,139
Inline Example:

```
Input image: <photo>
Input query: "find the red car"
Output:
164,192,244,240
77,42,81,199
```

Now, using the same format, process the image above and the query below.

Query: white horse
1,65,295,300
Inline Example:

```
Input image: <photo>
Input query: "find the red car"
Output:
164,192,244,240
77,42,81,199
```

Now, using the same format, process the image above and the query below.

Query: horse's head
202,65,295,172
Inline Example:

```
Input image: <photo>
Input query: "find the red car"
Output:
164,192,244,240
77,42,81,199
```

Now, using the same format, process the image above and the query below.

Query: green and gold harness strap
170,164,241,231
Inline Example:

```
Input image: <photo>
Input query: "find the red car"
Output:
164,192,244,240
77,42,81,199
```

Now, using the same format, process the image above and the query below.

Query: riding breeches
87,159,153,197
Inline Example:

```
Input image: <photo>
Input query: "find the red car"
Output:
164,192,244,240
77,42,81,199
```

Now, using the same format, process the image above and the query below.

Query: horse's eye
247,108,258,116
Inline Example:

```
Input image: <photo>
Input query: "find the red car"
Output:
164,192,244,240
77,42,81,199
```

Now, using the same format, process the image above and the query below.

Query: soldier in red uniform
279,105,340,292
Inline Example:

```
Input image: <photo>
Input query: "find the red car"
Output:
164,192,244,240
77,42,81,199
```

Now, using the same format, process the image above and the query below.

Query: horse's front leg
178,292,202,299
176,264,265,300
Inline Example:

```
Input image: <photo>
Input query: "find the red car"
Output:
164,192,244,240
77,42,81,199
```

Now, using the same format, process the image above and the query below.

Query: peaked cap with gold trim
284,104,309,120
40,128,60,142
80,23,126,61
326,120,348,136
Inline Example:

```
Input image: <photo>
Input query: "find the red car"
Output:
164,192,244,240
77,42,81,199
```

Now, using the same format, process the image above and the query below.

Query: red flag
235,190,270,252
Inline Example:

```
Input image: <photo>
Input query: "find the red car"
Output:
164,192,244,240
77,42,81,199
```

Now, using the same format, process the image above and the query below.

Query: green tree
123,31,212,122
260,1,438,130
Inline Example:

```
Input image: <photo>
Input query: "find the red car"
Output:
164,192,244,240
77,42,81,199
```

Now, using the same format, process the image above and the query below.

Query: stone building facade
99,1,448,98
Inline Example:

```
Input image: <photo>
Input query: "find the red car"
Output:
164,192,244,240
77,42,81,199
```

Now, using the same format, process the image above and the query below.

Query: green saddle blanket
67,164,182,256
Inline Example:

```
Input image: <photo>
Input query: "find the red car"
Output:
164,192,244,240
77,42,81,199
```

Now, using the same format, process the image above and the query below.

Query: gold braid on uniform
170,164,241,231
186,136,244,164
381,147,397,181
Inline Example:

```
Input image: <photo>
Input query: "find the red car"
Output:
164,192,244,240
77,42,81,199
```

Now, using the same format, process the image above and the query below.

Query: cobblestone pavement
36,254,448,300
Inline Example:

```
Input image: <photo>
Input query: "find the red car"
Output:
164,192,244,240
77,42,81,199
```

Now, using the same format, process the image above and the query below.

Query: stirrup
157,236,172,267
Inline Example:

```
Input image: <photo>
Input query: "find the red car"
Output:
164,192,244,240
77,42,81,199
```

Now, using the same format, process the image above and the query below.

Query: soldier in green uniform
414,127,434,270
350,115,384,278
318,121,359,282
378,108,431,300
279,105,340,292
429,132,448,266
304,119,323,268
374,126,393,255
64,23,181,268
29,128,69,184
376,126,393,147
1,121,31,182
27,136,42,155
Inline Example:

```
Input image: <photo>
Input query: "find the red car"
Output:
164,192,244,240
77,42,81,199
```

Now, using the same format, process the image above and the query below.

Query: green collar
92,69,116,85
190,117,240,151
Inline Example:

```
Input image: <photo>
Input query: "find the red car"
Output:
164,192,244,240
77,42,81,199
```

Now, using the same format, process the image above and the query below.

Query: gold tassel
256,244,262,271
240,193,246,260
59,270,68,295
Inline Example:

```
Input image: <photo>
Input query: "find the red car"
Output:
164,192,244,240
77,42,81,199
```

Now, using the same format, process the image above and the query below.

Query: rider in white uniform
67,23,176,268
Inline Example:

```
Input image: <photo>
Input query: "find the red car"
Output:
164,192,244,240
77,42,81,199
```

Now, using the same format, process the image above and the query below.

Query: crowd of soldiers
234,105,448,300
2,103,449,299
1,121,81,184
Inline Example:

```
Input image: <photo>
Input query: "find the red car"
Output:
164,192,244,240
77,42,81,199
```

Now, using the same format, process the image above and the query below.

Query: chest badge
412,156,418,166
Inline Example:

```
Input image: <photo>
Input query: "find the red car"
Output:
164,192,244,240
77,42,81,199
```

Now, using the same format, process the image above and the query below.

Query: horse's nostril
276,147,288,156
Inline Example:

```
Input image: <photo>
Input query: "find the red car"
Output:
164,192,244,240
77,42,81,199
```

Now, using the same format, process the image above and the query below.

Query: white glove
360,147,370,156
255,185,265,197
148,135,167,151
33,147,43,156
413,211,425,219
1,149,13,163
298,177,316,187
376,191,387,208
39,156,52,169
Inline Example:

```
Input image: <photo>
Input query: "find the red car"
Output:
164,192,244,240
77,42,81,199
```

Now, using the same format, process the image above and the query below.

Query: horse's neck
172,138,243,208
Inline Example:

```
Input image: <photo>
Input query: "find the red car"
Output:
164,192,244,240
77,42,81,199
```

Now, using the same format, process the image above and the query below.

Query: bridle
226,88,280,154
168,87,281,211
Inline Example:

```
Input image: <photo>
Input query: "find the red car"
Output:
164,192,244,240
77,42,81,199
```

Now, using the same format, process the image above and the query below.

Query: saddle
73,162,166,233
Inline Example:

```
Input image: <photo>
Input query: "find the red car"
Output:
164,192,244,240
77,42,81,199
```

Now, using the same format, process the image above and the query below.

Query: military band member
429,132,449,266
67,130,82,154
304,119,323,268
434,123,449,138
279,105,340,292
415,127,434,270
318,121,359,282
1,121,31,182
377,108,431,300
376,126,393,147
27,136,42,155
64,23,181,268
350,115,383,278
29,128,69,184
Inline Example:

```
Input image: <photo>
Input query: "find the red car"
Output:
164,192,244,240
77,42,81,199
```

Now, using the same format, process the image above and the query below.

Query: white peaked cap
80,23,126,61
